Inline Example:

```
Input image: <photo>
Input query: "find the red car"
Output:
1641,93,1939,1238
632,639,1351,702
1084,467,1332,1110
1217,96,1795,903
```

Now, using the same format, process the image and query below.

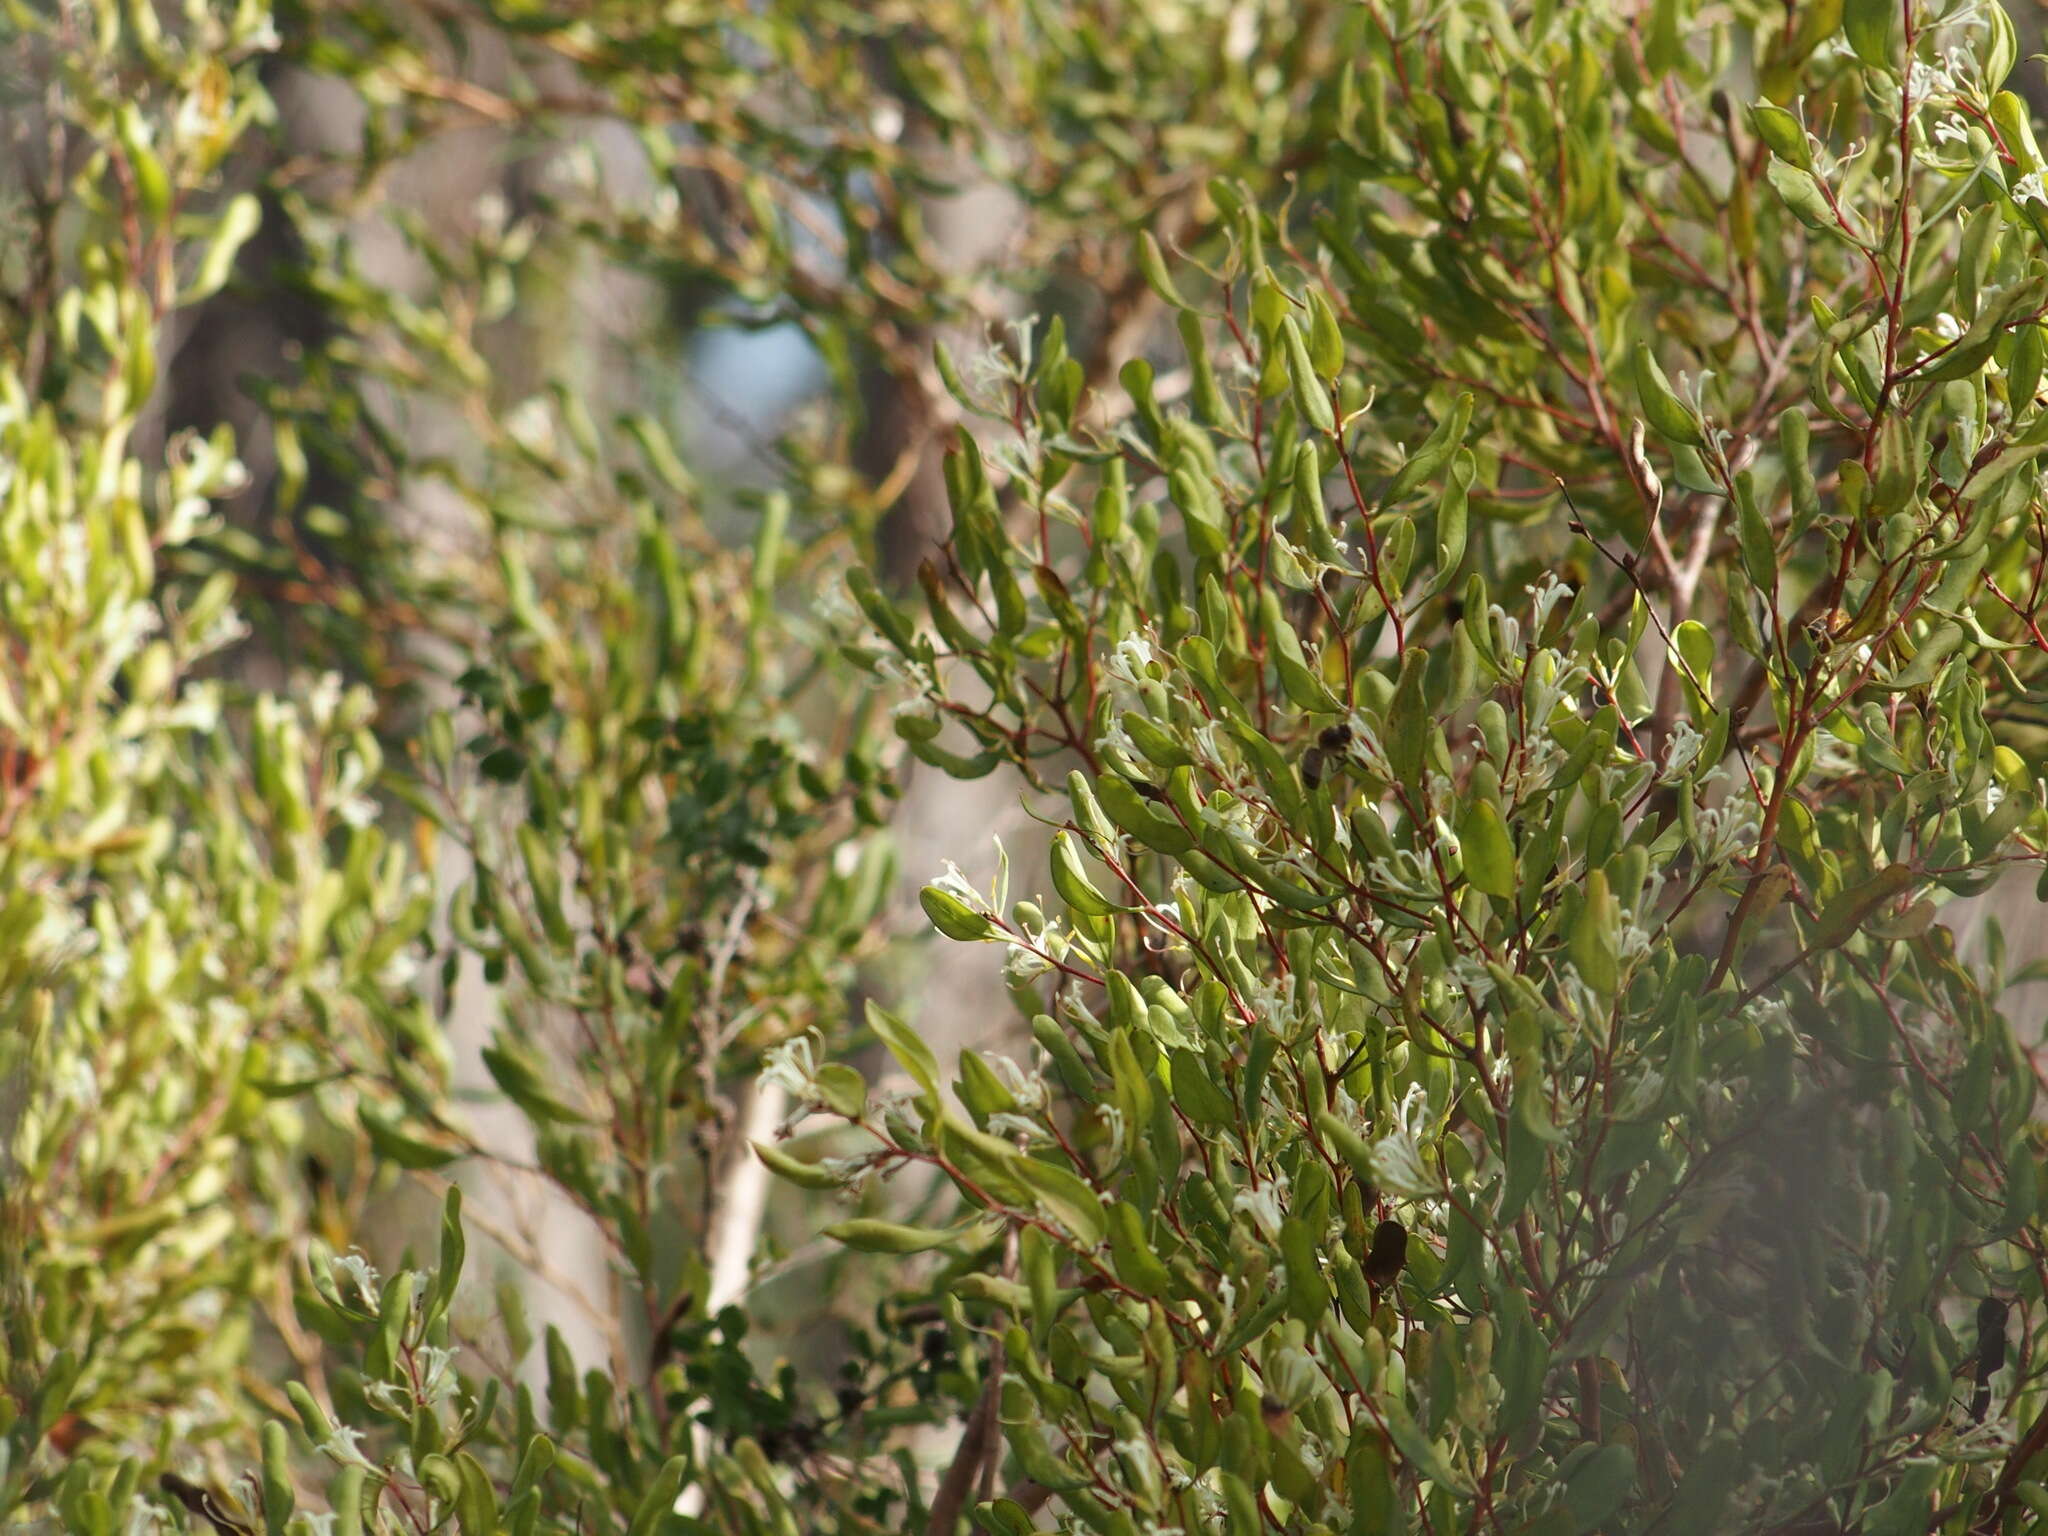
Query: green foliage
0,0,446,1521
818,3,2048,1533
8,0,2048,1533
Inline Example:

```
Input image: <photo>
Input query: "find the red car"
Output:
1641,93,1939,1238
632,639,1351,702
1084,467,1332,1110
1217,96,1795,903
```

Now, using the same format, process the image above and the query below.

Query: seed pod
1973,1297,2010,1422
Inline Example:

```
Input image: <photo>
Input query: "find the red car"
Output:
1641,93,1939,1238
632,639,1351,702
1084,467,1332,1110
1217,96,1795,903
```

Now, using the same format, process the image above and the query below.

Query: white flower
873,654,936,694
1528,573,1574,634
990,1052,1048,1109
2012,170,2047,207
1367,1083,1439,1199
1098,715,1139,762
759,1033,819,1099
1908,59,1957,99
317,1423,378,1471
1245,975,1300,1030
811,583,858,628
819,1154,876,1193
1231,1173,1289,1241
1098,1103,1127,1154
1003,940,1055,986
1691,802,1761,868
1932,312,1964,341
929,860,986,910
1487,604,1522,661
503,396,556,456
985,1112,1046,1144
1215,1272,1238,1313
1934,115,1971,148
1104,631,1157,688
331,1250,382,1305
1447,954,1498,1006
473,189,509,239
413,1344,461,1407
1659,716,1704,782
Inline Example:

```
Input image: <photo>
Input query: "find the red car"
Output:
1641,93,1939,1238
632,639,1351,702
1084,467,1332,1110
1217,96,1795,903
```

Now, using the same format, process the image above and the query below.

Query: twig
924,1341,1006,1536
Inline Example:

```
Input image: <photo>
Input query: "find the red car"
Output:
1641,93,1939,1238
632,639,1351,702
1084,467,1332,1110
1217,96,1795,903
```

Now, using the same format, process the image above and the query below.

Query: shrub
828,3,2048,1532
7,0,2048,1534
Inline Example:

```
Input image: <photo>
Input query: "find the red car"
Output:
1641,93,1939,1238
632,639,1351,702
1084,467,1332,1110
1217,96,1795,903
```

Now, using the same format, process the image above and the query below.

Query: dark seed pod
1972,1297,2010,1422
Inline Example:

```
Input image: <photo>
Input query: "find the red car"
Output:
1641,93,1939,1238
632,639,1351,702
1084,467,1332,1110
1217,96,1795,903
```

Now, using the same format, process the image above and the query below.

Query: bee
1364,1217,1408,1292
159,1475,256,1536
1302,722,1353,791
1260,1393,1294,1437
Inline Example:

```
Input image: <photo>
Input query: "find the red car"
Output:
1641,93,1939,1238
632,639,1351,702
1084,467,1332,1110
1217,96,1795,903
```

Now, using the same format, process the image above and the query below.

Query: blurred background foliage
4,0,2048,1532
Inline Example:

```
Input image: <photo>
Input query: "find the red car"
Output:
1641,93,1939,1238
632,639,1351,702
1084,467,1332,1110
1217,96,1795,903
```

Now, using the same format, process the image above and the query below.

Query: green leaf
1734,470,1777,589
921,884,995,941
1282,315,1336,433
1307,288,1345,379
1013,1157,1108,1247
1998,1138,2040,1236
187,195,262,303
1172,1051,1239,1128
422,1186,466,1326
1385,392,1475,503
1806,863,1916,951
626,1457,688,1536
1748,103,1811,169
824,1219,969,1254
814,1063,868,1120
1570,869,1621,994
261,1421,293,1536
1672,619,1716,713
483,1044,590,1124
358,1104,461,1170
1050,830,1123,916
1767,158,1841,233
1563,1444,1635,1531
1379,1395,1467,1492
1424,449,1475,600
1633,342,1704,446
753,1139,845,1190
1841,0,1899,69
1384,648,1429,788
1106,1202,1174,1296
1279,1217,1331,1323
1097,772,1195,854
1460,798,1517,898
866,1000,941,1104
1877,621,1966,691
1136,230,1190,310
329,1467,367,1536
